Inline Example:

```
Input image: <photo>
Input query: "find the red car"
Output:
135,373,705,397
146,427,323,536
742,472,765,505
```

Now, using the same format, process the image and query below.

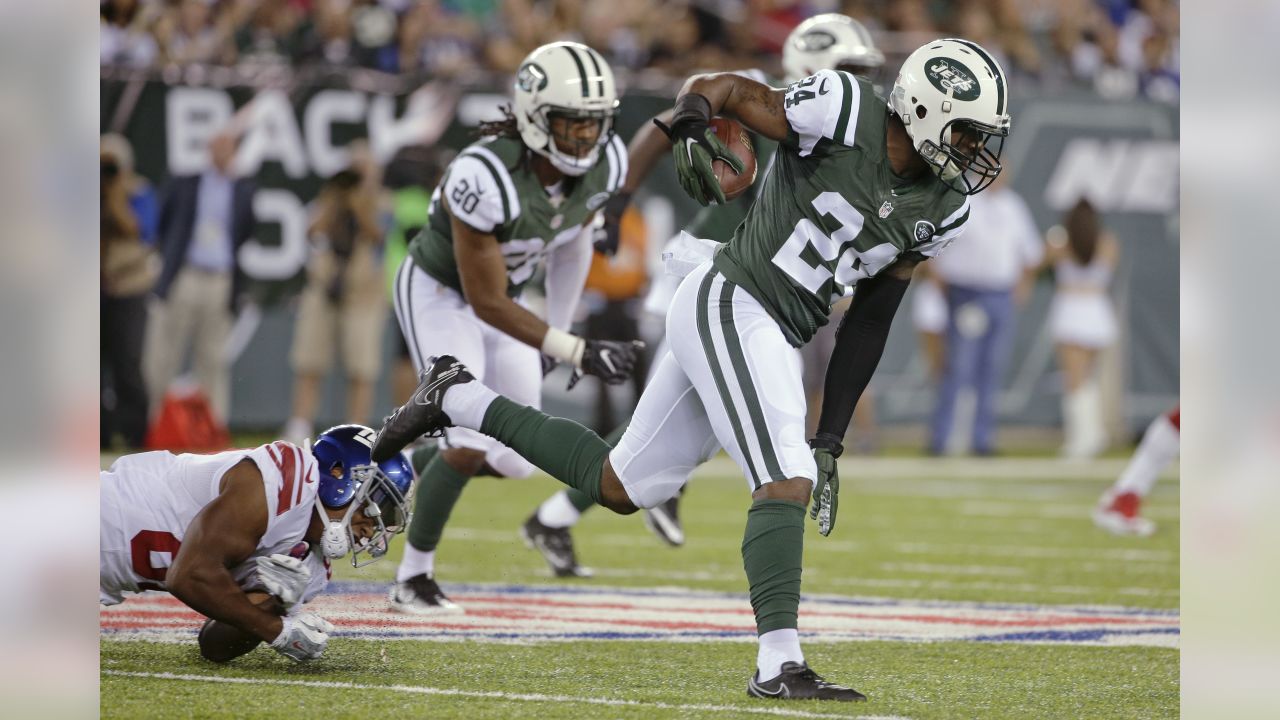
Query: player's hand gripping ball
707,117,757,201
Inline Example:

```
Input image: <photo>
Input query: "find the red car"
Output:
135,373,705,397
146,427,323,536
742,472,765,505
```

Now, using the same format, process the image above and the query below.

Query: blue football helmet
310,424,414,567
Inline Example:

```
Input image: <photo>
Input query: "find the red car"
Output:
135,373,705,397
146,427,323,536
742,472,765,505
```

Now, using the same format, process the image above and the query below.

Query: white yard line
101,670,907,720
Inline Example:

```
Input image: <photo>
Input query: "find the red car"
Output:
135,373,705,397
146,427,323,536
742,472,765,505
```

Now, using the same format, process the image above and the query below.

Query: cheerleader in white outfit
1046,199,1119,459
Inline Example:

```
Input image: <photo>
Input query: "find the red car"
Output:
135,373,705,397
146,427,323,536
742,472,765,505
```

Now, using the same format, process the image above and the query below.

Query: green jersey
714,70,971,346
408,133,627,298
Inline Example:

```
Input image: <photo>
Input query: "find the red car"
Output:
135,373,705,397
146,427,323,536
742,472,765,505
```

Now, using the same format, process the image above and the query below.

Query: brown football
708,117,757,201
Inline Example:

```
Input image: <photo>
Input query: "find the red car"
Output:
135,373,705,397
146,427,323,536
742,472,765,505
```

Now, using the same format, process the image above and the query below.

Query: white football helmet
889,38,1011,195
782,14,885,83
513,41,619,177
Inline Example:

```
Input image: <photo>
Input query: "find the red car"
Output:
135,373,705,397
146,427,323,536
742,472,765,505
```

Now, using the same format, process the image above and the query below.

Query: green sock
406,454,471,552
562,422,627,513
480,397,610,505
741,498,806,635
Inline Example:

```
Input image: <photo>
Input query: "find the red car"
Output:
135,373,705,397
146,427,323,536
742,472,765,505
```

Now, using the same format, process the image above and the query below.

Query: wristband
672,93,713,125
541,327,586,367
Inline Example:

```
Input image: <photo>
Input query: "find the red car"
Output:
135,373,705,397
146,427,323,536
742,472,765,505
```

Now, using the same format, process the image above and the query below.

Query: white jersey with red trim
99,442,329,606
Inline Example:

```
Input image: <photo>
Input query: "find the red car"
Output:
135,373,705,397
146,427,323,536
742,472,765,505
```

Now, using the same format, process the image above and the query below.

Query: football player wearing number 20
382,41,644,613
371,38,1010,701
100,425,414,663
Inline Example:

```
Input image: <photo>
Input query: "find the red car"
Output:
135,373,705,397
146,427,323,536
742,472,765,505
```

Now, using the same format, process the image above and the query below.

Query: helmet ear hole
916,105,928,120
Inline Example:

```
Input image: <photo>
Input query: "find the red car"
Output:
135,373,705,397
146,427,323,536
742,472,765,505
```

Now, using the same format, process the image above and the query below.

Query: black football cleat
747,662,867,702
520,513,593,578
387,573,464,615
371,355,474,462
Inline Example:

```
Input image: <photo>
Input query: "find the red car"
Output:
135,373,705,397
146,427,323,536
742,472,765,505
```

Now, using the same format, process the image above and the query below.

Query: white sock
536,490,582,529
756,628,804,682
1114,413,1180,496
440,379,500,430
396,545,436,582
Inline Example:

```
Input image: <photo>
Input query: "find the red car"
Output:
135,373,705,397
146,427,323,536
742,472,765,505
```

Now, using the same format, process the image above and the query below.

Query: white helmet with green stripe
889,38,1011,195
513,41,619,177
782,14,884,83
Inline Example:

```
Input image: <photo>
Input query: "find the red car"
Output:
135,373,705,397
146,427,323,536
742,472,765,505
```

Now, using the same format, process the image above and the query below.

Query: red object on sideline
144,388,231,452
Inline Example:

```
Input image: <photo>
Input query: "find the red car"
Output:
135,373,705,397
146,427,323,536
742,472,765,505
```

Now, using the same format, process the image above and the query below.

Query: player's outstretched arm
166,459,283,644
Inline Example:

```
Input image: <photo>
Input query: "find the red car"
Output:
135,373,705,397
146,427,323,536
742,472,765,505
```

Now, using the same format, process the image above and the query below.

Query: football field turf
101,455,1179,719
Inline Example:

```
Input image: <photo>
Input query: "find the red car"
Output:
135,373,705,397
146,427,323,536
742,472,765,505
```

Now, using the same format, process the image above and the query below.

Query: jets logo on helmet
796,30,837,52
516,62,548,93
889,38,1011,196
782,14,885,82
513,41,619,177
926,58,980,101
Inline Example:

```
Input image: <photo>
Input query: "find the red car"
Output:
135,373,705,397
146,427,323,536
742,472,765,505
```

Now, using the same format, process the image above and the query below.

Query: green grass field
101,454,1179,719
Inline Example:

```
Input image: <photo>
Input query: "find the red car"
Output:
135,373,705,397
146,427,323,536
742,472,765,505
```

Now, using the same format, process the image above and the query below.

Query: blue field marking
968,627,1182,643
320,580,1181,618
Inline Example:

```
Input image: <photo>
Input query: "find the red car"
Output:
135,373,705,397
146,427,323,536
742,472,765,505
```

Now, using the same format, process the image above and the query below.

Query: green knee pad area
741,498,806,635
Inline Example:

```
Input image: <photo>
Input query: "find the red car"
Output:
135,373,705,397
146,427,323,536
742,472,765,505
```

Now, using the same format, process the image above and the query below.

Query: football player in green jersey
371,38,1010,701
518,14,886,550
382,41,645,614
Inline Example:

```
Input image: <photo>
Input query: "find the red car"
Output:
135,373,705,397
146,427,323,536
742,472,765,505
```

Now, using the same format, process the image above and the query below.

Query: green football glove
653,97,744,207
809,433,843,537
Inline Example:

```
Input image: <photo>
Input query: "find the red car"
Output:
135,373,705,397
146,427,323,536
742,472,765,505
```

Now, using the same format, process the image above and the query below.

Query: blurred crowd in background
99,0,1179,459
102,0,1179,102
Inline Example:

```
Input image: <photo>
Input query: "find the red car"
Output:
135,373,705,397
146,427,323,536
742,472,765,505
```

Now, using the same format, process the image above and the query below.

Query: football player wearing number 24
100,425,414,663
371,38,1010,701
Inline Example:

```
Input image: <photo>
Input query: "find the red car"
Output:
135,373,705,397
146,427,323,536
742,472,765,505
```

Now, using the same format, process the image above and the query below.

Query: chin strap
313,500,350,559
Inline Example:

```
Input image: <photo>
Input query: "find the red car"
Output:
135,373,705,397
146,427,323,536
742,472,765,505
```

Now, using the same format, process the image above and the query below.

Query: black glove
540,353,557,377
653,94,743,206
593,192,632,256
808,433,843,537
567,339,646,390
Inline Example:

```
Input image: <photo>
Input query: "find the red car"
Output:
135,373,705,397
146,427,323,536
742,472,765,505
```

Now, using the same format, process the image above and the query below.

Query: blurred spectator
146,131,256,425
283,145,387,442
382,144,453,404
396,0,482,76
582,206,649,434
232,0,305,67
101,134,159,449
1046,198,1119,459
294,0,357,67
153,0,233,66
100,0,160,68
928,173,1043,456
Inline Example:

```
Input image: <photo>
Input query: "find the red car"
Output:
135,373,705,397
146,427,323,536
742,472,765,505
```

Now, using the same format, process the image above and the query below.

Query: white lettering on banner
1044,139,1179,213
166,87,234,175
236,90,309,178
305,90,367,178
239,190,308,279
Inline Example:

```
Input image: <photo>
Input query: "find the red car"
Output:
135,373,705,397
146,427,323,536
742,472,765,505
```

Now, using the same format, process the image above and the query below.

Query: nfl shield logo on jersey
878,201,893,219
914,220,936,242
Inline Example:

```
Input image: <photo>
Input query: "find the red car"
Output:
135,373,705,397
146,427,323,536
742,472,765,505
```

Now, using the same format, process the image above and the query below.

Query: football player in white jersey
100,425,413,663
